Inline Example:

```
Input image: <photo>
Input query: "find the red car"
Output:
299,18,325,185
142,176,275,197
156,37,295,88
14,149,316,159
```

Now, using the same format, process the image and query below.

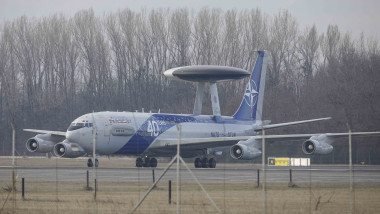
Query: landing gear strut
136,157,157,168
194,157,216,168
87,158,99,167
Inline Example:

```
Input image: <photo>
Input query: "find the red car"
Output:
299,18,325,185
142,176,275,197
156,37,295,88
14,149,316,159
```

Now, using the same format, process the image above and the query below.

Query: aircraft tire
136,157,143,167
150,158,157,168
87,159,93,167
194,158,202,168
143,158,151,167
208,158,216,168
201,157,209,168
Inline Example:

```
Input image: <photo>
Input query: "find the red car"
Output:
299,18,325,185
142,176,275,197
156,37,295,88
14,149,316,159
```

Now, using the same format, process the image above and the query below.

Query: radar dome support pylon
193,82,205,116
163,65,250,121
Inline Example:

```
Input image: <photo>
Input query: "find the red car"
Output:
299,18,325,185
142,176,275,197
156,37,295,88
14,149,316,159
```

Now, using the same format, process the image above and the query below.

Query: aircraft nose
66,131,74,142
66,132,70,140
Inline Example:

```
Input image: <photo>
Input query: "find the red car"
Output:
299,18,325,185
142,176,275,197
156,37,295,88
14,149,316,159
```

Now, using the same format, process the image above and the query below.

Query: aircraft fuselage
66,111,256,157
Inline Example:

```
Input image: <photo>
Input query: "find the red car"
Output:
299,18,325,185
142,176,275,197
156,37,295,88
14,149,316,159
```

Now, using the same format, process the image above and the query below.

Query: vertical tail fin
233,50,268,121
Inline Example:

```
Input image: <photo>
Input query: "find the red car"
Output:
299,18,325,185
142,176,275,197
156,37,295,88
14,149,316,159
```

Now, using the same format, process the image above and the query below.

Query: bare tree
0,22,21,153
192,8,222,65
296,24,320,80
320,24,341,68
169,8,191,67
267,9,298,87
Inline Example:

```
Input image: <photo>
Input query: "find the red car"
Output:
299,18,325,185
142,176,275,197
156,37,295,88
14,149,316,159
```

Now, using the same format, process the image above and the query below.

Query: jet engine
54,140,85,158
26,134,55,153
230,137,261,160
302,134,334,155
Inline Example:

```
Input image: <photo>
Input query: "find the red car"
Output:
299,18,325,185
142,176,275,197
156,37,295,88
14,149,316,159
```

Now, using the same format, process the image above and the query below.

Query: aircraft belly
102,136,133,154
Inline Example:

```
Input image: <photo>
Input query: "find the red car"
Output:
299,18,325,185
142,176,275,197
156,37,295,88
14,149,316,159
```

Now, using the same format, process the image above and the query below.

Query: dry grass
0,180,379,214
1,157,380,213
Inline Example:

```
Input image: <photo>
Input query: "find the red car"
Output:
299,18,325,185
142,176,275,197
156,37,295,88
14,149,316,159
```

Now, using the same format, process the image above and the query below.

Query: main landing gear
136,157,157,168
87,158,99,167
194,157,216,168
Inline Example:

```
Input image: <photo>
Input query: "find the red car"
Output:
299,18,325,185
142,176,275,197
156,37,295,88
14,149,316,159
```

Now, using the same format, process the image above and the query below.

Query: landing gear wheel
87,159,93,167
136,157,143,167
95,159,99,167
150,158,157,168
208,158,216,168
143,158,151,167
201,157,209,168
194,158,202,168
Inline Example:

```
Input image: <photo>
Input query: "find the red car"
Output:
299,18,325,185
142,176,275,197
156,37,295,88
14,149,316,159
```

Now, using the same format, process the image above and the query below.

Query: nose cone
163,67,176,78
66,131,79,143
66,131,73,142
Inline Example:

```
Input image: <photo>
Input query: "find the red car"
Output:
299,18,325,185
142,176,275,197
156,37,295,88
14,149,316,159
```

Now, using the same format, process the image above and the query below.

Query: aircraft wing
155,131,380,150
255,117,332,131
256,131,380,141
23,129,66,136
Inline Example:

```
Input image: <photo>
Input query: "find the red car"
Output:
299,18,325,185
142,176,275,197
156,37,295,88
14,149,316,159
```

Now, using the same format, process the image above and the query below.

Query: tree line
0,8,379,163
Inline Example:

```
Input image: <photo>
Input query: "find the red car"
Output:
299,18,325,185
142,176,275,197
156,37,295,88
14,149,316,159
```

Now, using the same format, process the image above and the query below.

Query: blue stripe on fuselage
114,114,254,155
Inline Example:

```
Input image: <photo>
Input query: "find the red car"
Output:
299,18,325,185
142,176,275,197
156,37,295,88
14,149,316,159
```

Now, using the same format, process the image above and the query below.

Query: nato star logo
244,80,258,108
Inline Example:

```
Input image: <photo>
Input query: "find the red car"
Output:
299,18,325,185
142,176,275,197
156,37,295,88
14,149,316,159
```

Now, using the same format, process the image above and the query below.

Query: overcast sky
1,0,380,41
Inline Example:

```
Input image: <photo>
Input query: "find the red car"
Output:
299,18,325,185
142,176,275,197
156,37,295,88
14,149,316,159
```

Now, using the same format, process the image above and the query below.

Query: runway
1,164,380,184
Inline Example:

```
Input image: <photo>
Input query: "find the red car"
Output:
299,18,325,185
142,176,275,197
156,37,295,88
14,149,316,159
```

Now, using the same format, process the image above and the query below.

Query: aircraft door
104,120,111,144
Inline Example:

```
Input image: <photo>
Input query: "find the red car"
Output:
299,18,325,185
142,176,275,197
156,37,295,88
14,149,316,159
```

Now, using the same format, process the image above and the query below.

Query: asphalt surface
1,165,380,184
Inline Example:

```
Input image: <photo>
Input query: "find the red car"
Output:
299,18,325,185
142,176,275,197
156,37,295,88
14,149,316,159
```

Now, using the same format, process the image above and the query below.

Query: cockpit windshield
68,122,93,131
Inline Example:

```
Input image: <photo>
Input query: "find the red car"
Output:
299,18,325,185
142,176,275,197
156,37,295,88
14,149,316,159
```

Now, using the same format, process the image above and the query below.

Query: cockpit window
85,123,93,127
68,121,93,131
68,123,85,131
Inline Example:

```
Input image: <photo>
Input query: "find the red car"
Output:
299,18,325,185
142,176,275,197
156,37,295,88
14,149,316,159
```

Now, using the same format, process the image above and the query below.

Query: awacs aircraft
24,51,380,168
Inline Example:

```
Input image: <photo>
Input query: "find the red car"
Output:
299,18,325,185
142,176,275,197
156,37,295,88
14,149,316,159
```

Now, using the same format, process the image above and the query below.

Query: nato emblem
244,79,258,109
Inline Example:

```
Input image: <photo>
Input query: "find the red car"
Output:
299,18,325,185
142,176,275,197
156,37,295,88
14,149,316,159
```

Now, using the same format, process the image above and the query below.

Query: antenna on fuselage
163,66,250,121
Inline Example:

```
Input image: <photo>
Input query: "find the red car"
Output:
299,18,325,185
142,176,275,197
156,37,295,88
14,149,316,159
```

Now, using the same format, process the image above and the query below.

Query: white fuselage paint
66,111,256,157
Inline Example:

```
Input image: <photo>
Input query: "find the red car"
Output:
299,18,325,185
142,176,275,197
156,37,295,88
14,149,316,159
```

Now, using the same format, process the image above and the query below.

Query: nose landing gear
194,157,216,168
87,158,99,167
136,157,157,168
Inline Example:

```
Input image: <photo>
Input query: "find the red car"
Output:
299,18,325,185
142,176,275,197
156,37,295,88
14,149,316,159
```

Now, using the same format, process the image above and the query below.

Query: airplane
24,50,380,168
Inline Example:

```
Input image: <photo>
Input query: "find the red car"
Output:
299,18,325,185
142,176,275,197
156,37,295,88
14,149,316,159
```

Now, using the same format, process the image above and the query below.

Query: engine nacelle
54,140,85,158
302,134,334,155
230,137,262,160
26,134,55,153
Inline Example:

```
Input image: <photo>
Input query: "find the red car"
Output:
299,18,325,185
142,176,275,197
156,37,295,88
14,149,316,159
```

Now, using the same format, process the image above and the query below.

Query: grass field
1,180,380,213
1,157,380,213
